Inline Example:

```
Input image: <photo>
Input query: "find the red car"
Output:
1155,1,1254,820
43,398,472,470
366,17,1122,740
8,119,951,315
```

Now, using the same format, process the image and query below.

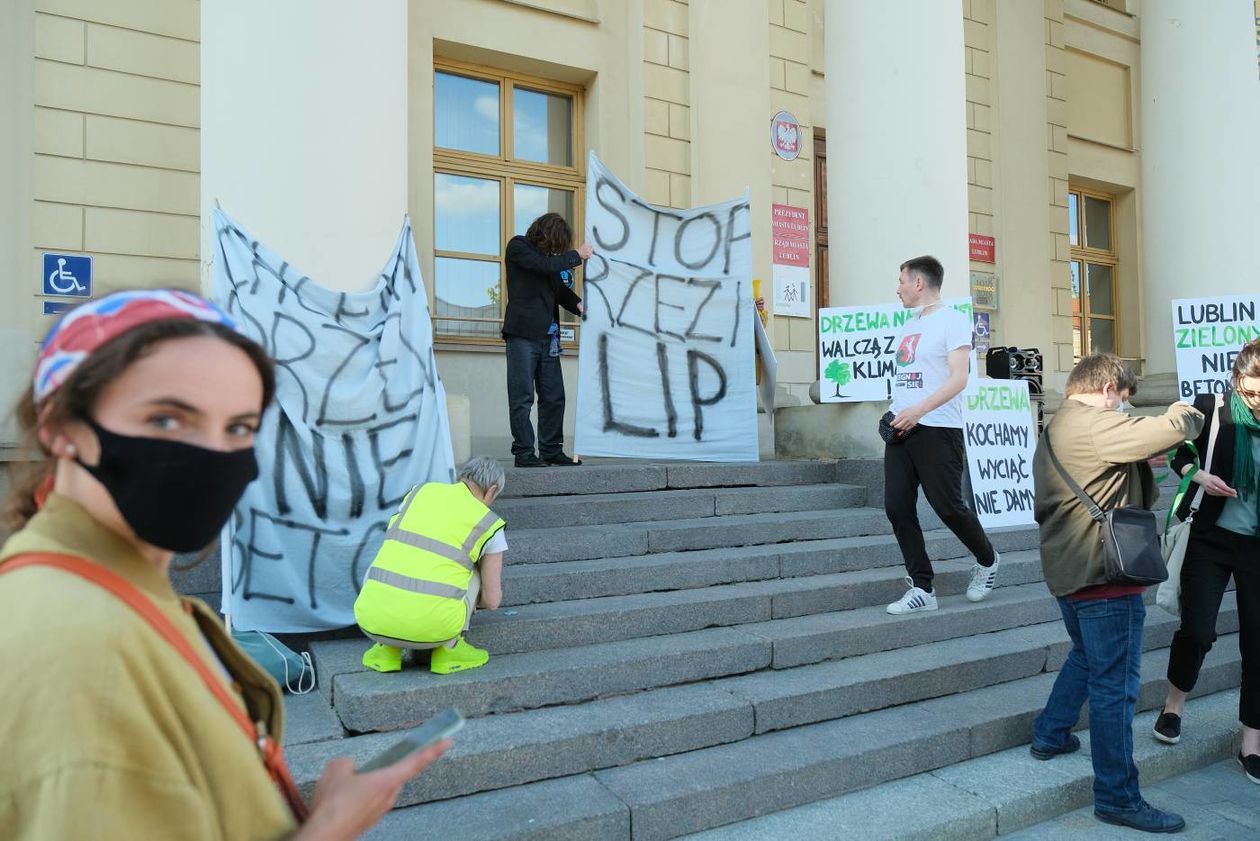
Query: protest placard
818,297,974,403
574,153,757,461
962,378,1037,528
214,208,455,632
1171,294,1260,397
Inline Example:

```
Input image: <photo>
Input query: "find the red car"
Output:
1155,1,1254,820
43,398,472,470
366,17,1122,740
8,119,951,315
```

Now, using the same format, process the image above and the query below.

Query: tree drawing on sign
825,359,852,397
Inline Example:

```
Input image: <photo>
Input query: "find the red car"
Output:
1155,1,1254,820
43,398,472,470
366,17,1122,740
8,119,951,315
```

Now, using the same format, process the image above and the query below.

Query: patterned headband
34,289,238,402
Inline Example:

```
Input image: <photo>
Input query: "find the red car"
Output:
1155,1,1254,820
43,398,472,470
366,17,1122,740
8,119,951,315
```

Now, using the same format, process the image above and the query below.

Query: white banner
818,298,974,403
574,153,758,461
213,208,455,632
962,378,1036,528
1171,294,1260,398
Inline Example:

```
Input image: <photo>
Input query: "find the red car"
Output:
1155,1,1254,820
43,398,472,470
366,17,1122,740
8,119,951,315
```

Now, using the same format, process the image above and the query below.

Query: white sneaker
966,552,1001,602
887,576,938,615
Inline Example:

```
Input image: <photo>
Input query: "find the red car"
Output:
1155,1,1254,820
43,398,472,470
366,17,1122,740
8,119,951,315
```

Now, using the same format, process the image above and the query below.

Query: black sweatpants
884,424,996,592
505,336,566,459
1166,525,1260,729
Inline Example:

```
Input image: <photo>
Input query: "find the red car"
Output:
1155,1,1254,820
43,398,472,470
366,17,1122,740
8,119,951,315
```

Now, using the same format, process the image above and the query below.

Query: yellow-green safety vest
354,481,505,645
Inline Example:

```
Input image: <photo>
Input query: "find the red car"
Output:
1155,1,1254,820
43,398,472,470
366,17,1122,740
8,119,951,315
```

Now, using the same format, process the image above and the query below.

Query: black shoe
543,453,582,466
1153,708,1182,744
1240,752,1260,784
1030,734,1081,761
514,454,547,468
1094,801,1185,833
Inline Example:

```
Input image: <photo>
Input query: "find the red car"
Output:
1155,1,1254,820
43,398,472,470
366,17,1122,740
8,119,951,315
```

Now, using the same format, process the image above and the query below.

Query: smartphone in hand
358,708,465,773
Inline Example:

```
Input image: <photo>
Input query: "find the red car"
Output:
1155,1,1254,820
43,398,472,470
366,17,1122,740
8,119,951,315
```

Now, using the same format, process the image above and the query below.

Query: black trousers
1166,525,1260,729
884,424,995,592
505,336,565,459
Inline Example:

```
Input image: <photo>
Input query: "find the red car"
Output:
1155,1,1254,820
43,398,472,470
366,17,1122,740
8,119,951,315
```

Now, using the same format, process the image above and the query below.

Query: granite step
507,506,946,564
679,689,1244,841
591,641,1243,841
328,627,772,734
501,525,1041,606
312,569,1053,731
470,551,1048,656
494,482,866,530
347,644,1242,840
291,617,1241,813
500,460,840,499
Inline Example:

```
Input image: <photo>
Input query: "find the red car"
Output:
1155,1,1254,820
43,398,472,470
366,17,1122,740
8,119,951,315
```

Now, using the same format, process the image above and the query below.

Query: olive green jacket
1033,399,1203,597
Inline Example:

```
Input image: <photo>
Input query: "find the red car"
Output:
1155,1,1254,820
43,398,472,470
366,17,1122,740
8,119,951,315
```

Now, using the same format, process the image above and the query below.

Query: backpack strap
0,552,308,822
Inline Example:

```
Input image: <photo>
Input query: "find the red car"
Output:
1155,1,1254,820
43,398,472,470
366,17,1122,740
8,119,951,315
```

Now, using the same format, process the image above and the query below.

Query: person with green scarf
1157,339,1260,785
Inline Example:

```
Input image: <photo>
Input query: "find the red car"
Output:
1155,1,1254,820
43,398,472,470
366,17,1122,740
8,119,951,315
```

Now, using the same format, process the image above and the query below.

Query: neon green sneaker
362,642,403,673
430,637,489,674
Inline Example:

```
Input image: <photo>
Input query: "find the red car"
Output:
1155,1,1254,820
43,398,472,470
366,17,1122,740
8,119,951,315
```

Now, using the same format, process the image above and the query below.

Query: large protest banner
1171,294,1260,397
213,208,455,632
962,378,1036,528
818,298,974,402
574,153,757,461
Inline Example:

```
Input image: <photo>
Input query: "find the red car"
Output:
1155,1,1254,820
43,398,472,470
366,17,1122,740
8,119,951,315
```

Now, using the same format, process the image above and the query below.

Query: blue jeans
1032,593,1145,812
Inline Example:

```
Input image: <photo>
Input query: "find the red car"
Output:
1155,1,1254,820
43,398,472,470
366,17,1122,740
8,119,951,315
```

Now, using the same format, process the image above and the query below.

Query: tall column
824,0,969,305
992,0,1055,367
201,1,409,292
688,0,772,280
1140,0,1260,374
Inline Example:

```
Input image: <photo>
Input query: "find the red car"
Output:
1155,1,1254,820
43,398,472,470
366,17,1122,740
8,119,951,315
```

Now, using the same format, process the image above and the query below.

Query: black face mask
77,418,259,553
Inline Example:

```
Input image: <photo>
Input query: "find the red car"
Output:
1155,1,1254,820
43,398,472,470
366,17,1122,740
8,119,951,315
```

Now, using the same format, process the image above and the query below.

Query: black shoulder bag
1043,428,1168,586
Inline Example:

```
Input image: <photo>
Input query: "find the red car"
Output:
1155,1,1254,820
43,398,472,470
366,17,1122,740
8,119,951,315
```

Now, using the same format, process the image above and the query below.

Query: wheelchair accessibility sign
42,253,92,298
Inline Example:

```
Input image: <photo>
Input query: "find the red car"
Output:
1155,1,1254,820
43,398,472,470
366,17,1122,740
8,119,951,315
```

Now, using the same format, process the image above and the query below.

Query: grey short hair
458,456,506,495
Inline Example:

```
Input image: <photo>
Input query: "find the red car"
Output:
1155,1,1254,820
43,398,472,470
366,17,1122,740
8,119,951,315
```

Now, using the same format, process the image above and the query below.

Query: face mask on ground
77,417,258,553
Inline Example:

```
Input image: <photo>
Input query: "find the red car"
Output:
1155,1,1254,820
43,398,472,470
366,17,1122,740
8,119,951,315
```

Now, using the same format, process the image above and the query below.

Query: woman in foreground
0,290,445,840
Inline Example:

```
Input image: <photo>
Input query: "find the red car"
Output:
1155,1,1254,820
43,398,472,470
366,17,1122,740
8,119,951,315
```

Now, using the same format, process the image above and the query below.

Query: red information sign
772,204,809,267
969,234,996,263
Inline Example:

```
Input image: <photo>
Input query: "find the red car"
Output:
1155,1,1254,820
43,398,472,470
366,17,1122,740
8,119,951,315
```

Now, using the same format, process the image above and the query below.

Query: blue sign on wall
42,253,92,298
42,301,74,316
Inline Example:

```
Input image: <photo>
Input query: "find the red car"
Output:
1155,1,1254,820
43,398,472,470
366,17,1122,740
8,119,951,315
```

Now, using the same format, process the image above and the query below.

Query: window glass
513,184,575,237
1089,318,1115,354
513,87,573,166
1072,316,1084,359
434,173,500,256
1086,263,1114,316
1084,195,1112,251
1067,193,1079,246
433,257,501,338
435,72,500,156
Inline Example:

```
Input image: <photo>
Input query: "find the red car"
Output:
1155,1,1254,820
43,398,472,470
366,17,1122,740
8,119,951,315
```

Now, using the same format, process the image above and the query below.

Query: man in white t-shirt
884,255,1000,615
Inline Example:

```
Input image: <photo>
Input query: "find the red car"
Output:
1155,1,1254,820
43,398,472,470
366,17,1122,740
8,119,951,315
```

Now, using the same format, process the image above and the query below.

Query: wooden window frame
1068,186,1119,359
432,59,586,345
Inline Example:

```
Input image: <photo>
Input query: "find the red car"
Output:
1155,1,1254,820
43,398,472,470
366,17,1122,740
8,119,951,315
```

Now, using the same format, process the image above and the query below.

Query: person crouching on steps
355,457,507,675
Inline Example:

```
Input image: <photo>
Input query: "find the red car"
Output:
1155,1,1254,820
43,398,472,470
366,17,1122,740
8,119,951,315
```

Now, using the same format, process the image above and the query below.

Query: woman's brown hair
1232,339,1260,387
525,212,574,255
3,319,275,532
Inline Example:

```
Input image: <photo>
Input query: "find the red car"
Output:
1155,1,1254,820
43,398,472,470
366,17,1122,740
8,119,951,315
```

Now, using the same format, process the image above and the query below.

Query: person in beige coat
1029,352,1202,834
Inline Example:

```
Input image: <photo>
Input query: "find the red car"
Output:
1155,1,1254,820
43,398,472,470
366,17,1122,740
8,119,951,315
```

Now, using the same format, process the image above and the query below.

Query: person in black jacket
502,213,593,468
1156,339,1260,784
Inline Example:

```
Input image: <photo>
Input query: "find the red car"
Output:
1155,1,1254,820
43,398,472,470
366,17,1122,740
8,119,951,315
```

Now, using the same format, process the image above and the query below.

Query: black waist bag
1044,429,1167,586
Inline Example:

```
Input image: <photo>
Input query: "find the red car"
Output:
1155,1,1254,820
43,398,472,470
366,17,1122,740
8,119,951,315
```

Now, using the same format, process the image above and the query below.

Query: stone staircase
276,460,1242,841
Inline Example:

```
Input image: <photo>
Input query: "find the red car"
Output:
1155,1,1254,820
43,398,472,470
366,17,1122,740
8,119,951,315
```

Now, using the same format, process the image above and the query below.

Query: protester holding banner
1156,340,1260,783
1030,353,1202,833
356,456,507,675
0,291,447,840
503,212,593,468
883,255,1000,615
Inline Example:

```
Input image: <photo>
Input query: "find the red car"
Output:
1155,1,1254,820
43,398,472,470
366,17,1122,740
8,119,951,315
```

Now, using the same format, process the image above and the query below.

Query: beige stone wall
1046,0,1073,376
643,0,691,207
768,0,815,401
964,0,995,248
31,1,200,296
